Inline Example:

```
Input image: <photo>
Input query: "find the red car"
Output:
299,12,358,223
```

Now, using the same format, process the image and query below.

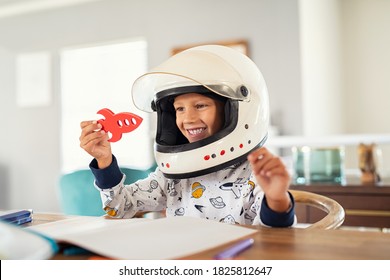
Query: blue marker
214,238,254,259
0,209,33,225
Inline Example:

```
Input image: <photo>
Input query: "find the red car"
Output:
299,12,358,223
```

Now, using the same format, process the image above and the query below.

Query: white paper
0,221,54,260
29,216,257,260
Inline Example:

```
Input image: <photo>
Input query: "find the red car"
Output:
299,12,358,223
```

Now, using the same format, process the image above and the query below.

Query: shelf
266,134,390,148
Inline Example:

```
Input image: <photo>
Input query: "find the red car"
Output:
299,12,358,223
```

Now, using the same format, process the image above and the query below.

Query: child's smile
185,127,208,142
187,127,206,136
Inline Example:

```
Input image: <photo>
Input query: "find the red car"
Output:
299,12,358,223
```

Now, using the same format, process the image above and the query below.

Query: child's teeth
189,128,204,135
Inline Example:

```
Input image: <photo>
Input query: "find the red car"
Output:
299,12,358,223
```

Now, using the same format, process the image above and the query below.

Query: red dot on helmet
239,144,244,148
204,155,210,160
220,150,225,155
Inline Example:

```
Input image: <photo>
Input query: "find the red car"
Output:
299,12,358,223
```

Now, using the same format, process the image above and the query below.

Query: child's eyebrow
173,96,212,105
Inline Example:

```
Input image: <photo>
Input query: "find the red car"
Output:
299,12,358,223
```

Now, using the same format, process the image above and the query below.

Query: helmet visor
132,48,250,112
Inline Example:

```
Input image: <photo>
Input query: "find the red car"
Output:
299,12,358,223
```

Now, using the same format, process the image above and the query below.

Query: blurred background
0,0,389,213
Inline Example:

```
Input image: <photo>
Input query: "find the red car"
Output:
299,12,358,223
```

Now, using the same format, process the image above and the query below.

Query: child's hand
79,120,112,169
247,147,291,212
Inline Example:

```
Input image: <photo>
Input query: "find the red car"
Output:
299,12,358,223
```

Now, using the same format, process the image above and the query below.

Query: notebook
29,216,258,260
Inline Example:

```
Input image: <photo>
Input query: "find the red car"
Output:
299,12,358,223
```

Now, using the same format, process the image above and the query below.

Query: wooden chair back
290,189,345,230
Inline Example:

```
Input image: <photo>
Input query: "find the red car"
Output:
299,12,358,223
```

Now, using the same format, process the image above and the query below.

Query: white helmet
132,45,269,179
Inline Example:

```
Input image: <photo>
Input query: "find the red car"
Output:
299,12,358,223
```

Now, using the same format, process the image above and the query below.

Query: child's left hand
247,147,291,212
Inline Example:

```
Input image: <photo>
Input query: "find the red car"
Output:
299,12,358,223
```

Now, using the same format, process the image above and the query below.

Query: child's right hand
79,120,112,169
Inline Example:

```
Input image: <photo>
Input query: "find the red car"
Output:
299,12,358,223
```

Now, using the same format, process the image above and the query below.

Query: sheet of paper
0,220,55,260
29,216,257,259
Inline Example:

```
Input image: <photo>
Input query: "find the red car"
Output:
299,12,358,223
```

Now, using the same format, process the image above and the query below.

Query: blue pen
214,238,254,260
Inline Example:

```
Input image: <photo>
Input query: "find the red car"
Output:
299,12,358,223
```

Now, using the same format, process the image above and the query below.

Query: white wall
299,0,344,136
299,0,390,137
0,46,61,212
342,0,390,134
0,46,13,209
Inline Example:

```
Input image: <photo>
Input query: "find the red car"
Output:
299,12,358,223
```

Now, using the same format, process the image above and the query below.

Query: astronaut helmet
132,44,269,179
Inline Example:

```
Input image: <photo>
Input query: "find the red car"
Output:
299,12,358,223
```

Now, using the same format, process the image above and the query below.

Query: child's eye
175,106,184,112
195,104,207,109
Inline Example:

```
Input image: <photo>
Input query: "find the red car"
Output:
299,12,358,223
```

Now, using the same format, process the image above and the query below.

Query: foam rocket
97,108,143,142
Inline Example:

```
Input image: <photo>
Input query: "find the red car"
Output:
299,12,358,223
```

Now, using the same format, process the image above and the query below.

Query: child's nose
183,108,197,122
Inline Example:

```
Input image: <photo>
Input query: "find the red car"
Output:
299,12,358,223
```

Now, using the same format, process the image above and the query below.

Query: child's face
173,93,225,143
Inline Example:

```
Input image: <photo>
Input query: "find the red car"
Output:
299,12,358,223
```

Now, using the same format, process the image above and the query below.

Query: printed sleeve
90,156,167,218
89,155,123,189
260,191,296,227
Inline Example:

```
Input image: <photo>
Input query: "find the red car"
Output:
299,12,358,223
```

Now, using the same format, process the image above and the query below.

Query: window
60,39,154,173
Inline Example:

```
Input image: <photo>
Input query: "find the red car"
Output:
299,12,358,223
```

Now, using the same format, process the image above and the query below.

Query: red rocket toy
97,108,143,142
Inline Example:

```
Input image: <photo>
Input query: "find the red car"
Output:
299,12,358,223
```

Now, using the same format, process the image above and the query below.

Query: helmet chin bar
158,135,268,179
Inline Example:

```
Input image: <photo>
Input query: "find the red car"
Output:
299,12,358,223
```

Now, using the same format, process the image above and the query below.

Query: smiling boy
79,45,295,226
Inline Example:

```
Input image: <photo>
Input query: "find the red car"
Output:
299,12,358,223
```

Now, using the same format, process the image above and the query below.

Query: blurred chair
121,166,155,185
290,190,345,230
58,165,156,216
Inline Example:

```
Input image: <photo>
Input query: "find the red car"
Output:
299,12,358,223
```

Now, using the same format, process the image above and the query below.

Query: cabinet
290,180,390,229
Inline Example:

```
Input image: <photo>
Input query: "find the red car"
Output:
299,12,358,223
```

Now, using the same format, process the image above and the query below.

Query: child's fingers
79,121,102,139
248,147,265,161
260,164,287,177
80,120,102,131
80,120,98,129
252,154,287,176
80,120,91,129
80,130,107,150
250,153,274,175
247,147,276,163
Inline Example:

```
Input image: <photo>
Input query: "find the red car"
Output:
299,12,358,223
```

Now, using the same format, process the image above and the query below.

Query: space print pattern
96,161,265,226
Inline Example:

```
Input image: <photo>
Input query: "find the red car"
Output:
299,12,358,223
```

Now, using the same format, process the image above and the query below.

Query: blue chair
121,166,155,185
58,165,156,216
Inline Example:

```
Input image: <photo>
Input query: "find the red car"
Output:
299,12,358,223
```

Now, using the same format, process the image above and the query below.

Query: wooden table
188,227,390,260
28,213,390,260
290,179,390,229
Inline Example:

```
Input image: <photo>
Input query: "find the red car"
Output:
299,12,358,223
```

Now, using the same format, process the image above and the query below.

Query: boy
79,45,294,226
